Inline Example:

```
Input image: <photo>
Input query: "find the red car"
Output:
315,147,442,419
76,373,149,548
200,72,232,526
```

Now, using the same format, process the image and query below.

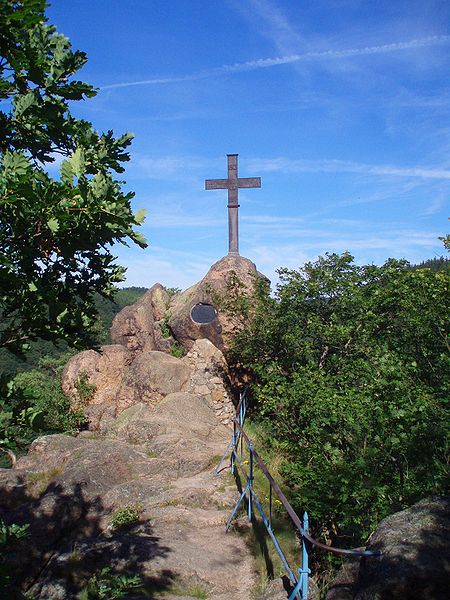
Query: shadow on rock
326,496,450,600
0,475,173,599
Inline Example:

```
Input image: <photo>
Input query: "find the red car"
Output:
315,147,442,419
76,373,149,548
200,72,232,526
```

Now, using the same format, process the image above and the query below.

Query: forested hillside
0,287,147,376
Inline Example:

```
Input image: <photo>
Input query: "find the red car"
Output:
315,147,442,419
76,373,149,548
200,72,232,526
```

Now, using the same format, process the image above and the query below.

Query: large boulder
61,344,132,408
62,347,192,430
169,254,268,353
116,351,192,410
0,434,169,592
110,283,170,355
0,384,246,598
325,496,450,600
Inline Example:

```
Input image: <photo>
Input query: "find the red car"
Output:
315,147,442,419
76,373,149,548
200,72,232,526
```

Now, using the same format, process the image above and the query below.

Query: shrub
0,519,29,593
231,252,450,546
79,567,141,599
110,505,142,530
0,351,86,459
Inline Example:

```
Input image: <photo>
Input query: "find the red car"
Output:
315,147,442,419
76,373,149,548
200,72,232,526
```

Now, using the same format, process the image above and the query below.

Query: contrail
100,35,450,90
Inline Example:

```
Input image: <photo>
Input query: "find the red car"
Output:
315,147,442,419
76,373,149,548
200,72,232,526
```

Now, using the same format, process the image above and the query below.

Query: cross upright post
205,154,261,255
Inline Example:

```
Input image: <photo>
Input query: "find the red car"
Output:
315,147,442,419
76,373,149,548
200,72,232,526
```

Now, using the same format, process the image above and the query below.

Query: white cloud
421,194,448,216
231,0,308,56
131,155,218,180
246,157,450,180
244,226,444,286
242,214,305,224
117,246,217,289
224,36,450,73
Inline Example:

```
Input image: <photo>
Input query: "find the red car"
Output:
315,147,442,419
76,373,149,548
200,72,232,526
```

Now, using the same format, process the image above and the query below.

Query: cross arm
205,179,230,190
237,177,261,188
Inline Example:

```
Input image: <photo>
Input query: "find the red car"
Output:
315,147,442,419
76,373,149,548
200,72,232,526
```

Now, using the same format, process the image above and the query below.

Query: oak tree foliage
0,0,147,352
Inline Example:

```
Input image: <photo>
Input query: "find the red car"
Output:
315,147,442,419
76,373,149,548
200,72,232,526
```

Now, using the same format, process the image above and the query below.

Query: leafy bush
0,519,29,593
79,567,141,599
0,351,85,460
231,252,449,546
0,1,147,355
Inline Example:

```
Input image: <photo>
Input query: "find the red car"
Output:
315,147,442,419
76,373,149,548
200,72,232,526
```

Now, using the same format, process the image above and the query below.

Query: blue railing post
301,512,309,599
231,419,236,475
248,443,253,521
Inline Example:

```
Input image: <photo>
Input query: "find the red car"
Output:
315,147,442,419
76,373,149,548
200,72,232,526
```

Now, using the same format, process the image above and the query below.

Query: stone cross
205,154,261,255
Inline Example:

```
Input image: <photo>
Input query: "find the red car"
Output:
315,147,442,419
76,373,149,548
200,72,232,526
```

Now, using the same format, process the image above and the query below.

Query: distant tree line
409,255,449,272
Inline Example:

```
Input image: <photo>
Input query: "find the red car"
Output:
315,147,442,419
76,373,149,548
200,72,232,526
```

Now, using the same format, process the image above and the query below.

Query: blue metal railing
215,387,381,600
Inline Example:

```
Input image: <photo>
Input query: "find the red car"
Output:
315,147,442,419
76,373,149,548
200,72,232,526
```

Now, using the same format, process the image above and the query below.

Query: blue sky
47,0,449,289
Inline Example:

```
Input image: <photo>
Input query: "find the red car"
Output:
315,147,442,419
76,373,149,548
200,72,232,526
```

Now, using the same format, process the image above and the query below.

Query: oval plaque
190,303,217,325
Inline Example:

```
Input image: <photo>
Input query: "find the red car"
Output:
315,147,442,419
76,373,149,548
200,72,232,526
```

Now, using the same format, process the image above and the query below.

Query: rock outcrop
61,338,234,429
184,339,235,425
116,351,192,409
1,254,272,598
61,344,132,407
169,254,268,353
110,283,171,355
325,496,450,600
0,394,256,599
61,254,267,424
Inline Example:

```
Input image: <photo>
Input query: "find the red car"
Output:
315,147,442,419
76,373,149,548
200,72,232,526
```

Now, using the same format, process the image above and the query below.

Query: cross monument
205,154,261,255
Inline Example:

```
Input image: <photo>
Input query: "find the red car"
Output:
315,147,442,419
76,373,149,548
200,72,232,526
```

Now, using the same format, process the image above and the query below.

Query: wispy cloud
116,245,218,289
246,157,450,180
242,215,305,224
245,227,444,286
421,194,447,216
131,153,450,182
230,0,307,56
99,35,450,90
132,155,214,179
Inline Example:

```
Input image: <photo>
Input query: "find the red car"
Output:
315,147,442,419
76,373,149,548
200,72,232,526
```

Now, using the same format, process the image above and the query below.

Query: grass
155,576,208,599
207,453,226,470
215,470,235,493
78,570,210,599
163,583,208,598
27,466,64,495
170,342,185,358
110,504,142,530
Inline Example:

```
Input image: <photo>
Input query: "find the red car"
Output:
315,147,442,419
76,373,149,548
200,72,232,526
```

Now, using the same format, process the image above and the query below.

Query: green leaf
90,172,110,198
56,308,68,323
28,282,38,292
131,231,147,248
14,91,36,116
134,208,147,225
2,151,30,176
47,218,59,232
70,147,85,179
60,159,73,185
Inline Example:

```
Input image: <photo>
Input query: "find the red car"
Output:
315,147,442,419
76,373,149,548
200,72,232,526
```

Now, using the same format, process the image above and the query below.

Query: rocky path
0,392,258,599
